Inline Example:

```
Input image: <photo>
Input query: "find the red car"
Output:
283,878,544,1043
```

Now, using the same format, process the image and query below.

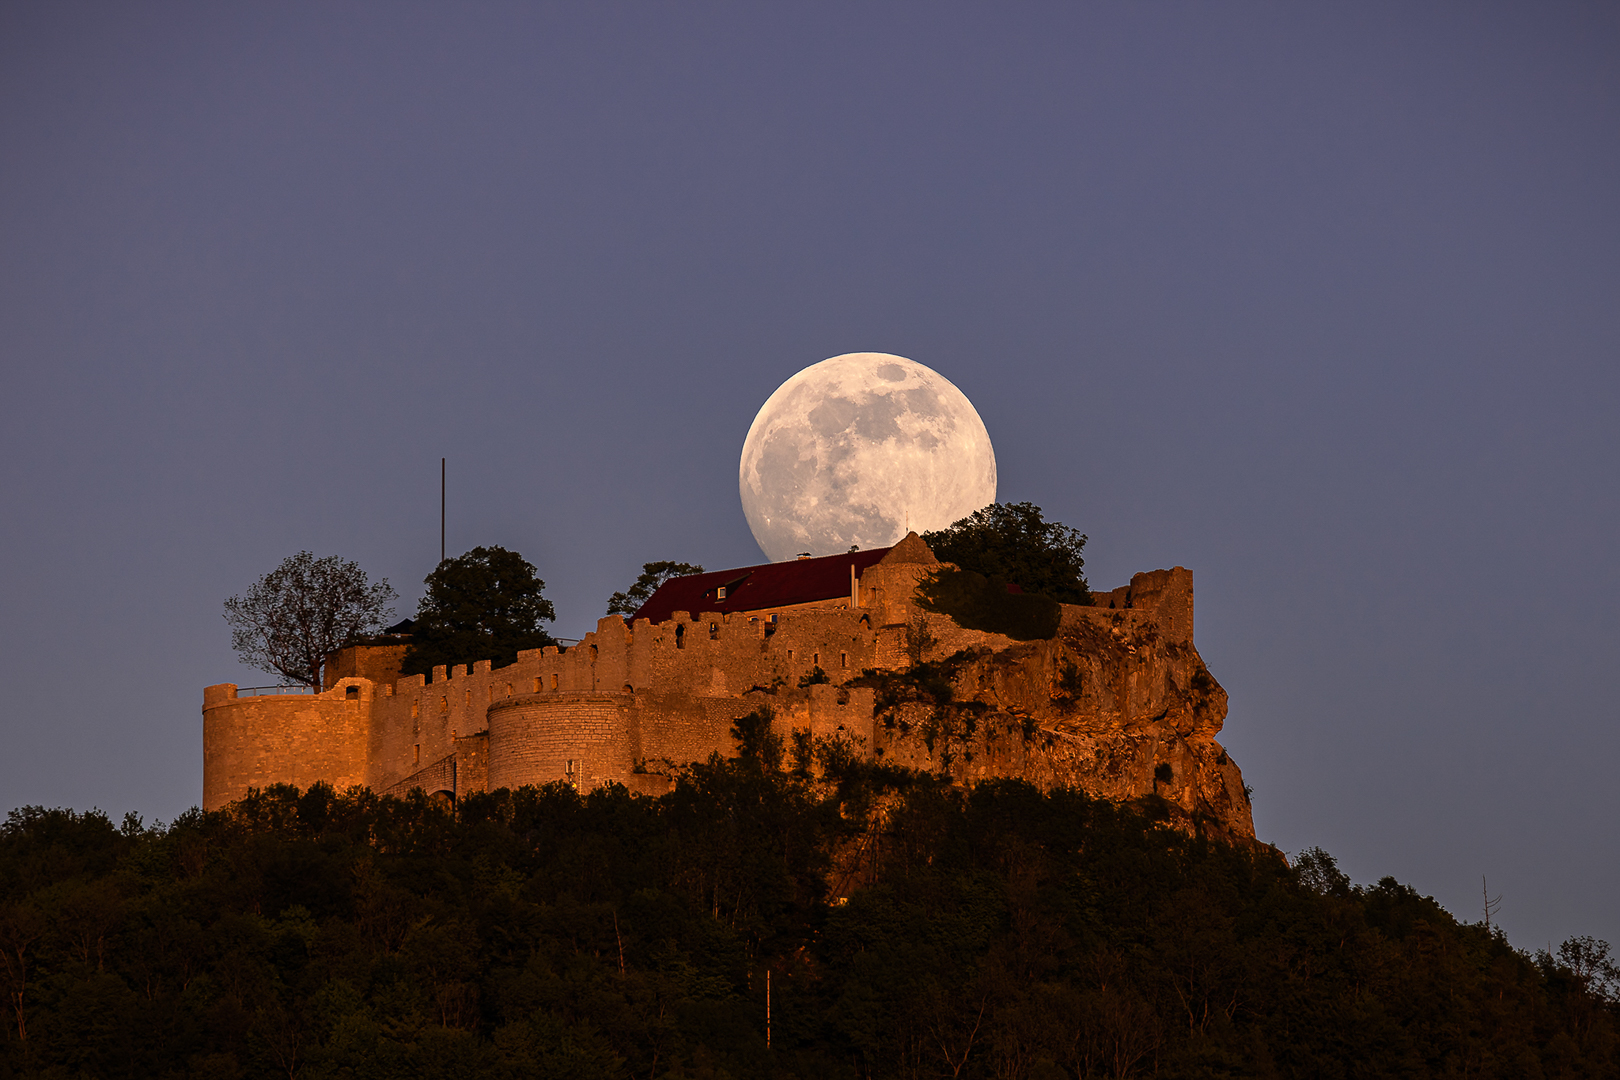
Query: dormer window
717,586,727,600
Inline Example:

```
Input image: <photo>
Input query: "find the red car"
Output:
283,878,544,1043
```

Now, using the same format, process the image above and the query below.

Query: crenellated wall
202,544,1212,817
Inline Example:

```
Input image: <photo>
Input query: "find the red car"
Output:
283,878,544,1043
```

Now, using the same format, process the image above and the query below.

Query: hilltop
1,767,1614,1078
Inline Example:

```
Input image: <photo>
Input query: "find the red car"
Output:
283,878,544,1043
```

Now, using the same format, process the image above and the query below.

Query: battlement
202,548,1200,810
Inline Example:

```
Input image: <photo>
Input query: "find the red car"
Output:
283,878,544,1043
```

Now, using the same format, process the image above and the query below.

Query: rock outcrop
859,573,1255,842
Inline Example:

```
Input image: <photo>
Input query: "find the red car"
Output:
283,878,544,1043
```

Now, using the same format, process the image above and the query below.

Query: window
345,685,359,699
813,653,820,667
551,673,559,690
411,702,419,719
717,586,727,600
676,624,685,649
414,744,421,765
506,683,513,697
841,652,848,669
533,677,541,693
465,689,472,706
709,622,719,640
439,696,449,713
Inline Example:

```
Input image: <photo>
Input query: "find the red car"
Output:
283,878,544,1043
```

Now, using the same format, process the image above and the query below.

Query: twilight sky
2,2,1616,952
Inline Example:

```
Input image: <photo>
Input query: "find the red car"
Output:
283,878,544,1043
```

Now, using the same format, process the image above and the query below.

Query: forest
1,747,1615,1079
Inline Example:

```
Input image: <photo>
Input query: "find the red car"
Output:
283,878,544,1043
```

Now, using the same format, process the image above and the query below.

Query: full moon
739,352,997,562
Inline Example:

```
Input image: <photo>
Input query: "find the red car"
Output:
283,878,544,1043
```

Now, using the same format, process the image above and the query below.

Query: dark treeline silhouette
1,758,1614,1078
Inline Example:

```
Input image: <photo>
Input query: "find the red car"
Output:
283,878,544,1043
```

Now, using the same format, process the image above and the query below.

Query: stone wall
201,680,373,811
486,691,634,792
201,543,1233,828
322,642,409,691
382,752,456,799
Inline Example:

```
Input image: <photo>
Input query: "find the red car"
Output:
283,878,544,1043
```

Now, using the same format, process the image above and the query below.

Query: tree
922,502,1091,604
605,560,704,618
403,546,556,675
223,552,397,687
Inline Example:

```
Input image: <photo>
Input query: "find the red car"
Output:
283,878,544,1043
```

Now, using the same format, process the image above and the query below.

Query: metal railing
235,685,315,697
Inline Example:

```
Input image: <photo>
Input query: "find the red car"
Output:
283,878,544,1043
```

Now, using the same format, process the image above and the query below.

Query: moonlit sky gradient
1,4,1616,952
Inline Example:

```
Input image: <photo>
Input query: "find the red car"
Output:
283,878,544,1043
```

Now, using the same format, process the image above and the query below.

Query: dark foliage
797,666,830,688
1,774,1614,1079
923,502,1091,605
729,708,785,771
223,552,397,687
606,561,705,619
403,546,556,675
918,567,1063,640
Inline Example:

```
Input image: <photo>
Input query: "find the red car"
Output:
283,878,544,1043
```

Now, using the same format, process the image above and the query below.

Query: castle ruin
203,535,1256,839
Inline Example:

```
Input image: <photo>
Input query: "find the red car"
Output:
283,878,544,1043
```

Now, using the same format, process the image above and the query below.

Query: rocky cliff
855,574,1256,842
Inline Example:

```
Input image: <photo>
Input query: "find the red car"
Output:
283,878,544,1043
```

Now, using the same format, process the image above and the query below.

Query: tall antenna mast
440,457,446,565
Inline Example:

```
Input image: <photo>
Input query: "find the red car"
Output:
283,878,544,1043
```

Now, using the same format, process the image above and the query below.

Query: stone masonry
202,536,1255,838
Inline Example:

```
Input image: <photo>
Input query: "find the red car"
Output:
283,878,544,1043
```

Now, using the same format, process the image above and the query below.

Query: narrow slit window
551,673,559,690
841,652,848,668
414,744,421,765
533,677,541,693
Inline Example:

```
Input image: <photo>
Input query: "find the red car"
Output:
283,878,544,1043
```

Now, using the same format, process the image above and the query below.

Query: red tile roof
632,546,894,625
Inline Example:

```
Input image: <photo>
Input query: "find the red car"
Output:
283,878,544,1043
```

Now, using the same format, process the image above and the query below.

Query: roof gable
632,545,898,624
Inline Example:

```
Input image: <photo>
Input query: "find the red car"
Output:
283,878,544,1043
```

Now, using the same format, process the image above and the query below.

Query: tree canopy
606,560,704,618
917,567,1063,640
223,551,396,687
1,767,1614,1078
402,546,555,675
923,501,1091,604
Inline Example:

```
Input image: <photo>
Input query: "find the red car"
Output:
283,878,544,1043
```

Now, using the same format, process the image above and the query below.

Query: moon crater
739,352,997,561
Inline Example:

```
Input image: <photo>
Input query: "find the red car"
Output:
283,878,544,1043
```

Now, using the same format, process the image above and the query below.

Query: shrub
917,567,1061,640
